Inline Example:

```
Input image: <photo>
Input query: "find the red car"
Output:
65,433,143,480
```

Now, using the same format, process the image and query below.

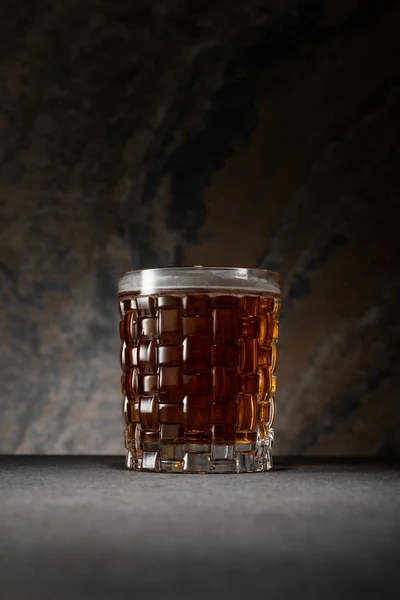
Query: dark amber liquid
119,291,280,457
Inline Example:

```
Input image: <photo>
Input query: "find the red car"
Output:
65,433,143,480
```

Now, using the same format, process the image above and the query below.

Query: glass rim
118,266,280,295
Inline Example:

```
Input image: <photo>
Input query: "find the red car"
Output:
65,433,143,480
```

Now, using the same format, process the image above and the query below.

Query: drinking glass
118,266,280,473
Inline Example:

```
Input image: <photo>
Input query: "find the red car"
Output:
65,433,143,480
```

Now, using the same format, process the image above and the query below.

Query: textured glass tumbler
118,267,280,473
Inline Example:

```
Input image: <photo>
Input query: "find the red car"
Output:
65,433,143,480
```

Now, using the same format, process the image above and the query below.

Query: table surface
1,456,399,600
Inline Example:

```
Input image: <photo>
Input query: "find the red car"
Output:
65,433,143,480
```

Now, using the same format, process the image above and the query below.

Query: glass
118,266,280,473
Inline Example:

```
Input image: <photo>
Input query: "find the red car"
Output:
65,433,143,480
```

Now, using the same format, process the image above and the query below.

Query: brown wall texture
0,0,399,455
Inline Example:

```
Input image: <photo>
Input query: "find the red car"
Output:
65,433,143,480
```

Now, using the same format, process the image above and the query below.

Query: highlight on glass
118,266,280,473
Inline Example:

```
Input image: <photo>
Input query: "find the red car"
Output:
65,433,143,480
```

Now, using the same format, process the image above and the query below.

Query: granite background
0,0,399,455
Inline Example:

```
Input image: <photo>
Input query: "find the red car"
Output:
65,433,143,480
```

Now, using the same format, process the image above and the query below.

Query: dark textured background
0,0,399,455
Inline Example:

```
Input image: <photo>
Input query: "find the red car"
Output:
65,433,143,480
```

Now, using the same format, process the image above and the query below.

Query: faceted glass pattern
119,291,280,473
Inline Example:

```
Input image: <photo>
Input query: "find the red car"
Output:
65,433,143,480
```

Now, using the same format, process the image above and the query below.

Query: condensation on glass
118,267,280,473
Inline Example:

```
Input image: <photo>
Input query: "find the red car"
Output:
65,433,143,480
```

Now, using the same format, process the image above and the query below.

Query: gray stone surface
0,1,400,454
0,457,399,600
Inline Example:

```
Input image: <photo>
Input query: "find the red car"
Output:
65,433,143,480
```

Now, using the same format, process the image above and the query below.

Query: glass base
125,434,274,473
